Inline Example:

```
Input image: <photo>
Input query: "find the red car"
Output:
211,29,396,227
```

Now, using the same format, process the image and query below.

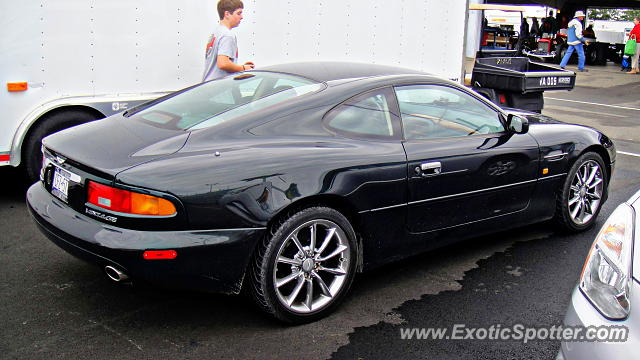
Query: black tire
249,206,358,323
596,44,606,65
554,152,607,233
554,44,566,64
472,87,499,105
587,45,598,65
23,110,101,183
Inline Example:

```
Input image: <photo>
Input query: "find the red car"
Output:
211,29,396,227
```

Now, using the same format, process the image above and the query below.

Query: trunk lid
42,114,189,178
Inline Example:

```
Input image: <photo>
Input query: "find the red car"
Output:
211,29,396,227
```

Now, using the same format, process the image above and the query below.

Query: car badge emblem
55,155,66,164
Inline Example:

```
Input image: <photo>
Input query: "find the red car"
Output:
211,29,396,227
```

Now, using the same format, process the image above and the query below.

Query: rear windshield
131,72,323,130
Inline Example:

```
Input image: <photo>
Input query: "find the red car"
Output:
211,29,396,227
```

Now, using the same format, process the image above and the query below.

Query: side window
324,88,399,139
395,85,505,140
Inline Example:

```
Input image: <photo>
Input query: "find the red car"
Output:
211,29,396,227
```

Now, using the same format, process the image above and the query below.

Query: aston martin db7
27,62,615,323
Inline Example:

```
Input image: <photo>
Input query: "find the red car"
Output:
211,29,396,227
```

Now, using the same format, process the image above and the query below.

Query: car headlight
579,204,634,320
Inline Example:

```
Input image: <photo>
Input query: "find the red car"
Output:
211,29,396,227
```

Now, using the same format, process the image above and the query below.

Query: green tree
588,8,640,21
624,10,640,21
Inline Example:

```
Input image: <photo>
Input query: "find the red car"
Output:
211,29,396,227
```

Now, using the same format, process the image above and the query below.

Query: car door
395,84,540,234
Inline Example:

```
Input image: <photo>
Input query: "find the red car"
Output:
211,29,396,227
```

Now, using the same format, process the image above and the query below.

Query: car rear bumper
27,182,266,294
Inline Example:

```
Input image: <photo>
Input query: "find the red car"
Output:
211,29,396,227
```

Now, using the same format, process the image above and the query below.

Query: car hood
502,108,566,125
507,110,609,136
520,113,566,125
42,114,190,178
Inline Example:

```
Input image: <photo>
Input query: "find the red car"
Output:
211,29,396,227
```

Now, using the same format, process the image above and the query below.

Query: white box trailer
1,0,215,180
239,0,468,81
1,0,469,181
583,20,635,65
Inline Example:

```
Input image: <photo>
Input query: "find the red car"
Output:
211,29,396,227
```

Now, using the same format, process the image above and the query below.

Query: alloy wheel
272,219,351,314
568,160,604,225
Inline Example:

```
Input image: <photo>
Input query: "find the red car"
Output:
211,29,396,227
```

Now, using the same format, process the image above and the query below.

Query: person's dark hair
549,11,553,16
635,16,640,22
217,0,244,20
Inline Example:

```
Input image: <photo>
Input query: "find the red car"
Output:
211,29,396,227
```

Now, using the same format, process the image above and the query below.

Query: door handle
416,161,442,177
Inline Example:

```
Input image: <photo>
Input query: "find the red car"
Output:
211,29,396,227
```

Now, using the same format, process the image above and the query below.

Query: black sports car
27,62,615,323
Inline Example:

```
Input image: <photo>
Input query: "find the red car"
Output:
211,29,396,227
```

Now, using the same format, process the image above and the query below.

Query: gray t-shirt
202,24,238,82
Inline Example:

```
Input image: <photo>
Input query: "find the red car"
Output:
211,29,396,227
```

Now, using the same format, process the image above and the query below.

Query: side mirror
507,114,529,134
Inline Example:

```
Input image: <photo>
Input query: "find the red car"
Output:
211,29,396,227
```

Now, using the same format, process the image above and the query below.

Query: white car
558,191,639,359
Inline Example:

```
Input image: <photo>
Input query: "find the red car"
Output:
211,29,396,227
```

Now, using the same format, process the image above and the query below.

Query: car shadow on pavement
0,166,32,200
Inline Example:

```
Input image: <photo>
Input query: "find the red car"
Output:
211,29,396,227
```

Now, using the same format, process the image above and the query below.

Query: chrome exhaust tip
105,265,129,282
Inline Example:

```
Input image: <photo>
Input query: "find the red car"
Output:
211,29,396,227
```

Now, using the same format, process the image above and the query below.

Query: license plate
51,167,76,202
538,76,558,86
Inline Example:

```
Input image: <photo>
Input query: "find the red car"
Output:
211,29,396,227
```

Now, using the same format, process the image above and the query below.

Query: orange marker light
143,250,178,260
7,82,28,92
542,168,549,175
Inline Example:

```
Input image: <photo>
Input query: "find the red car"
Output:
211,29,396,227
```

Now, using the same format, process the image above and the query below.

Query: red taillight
498,93,507,104
87,181,176,216
143,250,178,260
88,181,130,212
0,154,10,162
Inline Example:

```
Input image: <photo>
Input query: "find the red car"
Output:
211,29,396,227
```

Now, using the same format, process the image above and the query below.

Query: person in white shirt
559,11,588,72
202,0,254,82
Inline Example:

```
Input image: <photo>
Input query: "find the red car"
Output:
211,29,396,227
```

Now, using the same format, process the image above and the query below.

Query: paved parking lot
1,63,639,359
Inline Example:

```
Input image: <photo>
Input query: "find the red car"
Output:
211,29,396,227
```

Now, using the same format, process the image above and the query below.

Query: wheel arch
554,146,610,232
10,92,165,167
12,104,106,167
266,194,365,273
579,145,612,183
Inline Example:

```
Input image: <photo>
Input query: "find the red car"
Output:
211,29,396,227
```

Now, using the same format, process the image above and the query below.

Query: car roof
255,61,434,83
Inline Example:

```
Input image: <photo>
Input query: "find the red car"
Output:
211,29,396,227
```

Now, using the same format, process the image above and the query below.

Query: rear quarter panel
114,137,408,231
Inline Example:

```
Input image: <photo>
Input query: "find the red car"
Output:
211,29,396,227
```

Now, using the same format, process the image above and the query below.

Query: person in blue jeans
560,11,588,72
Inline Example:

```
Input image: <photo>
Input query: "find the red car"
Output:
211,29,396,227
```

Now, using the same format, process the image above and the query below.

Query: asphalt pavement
1,63,639,360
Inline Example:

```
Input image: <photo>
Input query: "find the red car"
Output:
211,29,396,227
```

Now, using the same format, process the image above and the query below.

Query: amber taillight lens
87,181,176,216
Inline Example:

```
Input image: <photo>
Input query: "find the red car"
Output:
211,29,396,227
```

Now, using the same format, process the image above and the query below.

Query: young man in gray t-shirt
202,0,254,82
